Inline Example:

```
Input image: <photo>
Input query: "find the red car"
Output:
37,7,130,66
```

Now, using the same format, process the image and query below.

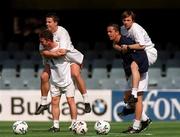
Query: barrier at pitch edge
0,90,112,121
112,90,180,121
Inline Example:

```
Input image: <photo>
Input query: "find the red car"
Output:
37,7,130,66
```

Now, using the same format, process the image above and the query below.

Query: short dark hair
39,29,53,41
46,12,59,23
121,10,136,21
107,23,120,32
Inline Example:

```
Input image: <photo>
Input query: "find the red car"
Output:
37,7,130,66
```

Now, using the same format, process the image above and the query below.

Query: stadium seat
99,78,127,89
156,77,174,89
11,51,28,61
102,50,116,61
109,68,126,79
20,68,36,79
148,68,162,83
91,68,108,79
166,68,180,80
166,59,180,68
30,51,42,61
21,77,40,89
171,77,180,89
112,59,123,68
85,51,99,61
158,51,170,60
1,77,24,89
92,59,108,68
1,68,17,78
19,59,36,68
81,68,89,79
85,78,101,89
2,59,19,68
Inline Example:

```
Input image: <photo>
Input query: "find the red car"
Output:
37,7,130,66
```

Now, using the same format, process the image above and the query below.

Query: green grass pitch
0,121,180,137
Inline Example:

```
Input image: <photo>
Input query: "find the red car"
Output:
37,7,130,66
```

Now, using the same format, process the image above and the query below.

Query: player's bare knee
67,97,75,104
51,97,59,106
71,64,81,78
40,72,49,82
131,61,138,70
71,70,81,79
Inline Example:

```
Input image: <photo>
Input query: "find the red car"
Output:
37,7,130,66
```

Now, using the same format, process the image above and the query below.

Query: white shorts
145,47,157,66
125,72,149,92
50,82,75,97
66,49,84,65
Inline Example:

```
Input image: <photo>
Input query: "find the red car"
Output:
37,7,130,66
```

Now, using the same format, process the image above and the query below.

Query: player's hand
121,45,128,54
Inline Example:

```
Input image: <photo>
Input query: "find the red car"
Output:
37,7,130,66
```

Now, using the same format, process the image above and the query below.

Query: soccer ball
73,121,88,135
12,120,28,134
94,120,110,135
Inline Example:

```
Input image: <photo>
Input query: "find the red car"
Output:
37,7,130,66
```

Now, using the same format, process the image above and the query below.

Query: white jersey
39,26,84,64
47,45,72,88
121,23,157,65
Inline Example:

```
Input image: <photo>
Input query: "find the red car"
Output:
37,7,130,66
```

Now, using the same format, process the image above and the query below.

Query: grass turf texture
1,121,180,137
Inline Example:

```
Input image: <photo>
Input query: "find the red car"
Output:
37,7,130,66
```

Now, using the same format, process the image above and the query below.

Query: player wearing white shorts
107,23,151,134
35,13,91,115
39,29,77,132
119,10,153,134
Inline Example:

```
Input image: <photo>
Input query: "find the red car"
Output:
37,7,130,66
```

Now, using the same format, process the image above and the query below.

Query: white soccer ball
73,121,88,135
12,120,28,135
94,120,110,135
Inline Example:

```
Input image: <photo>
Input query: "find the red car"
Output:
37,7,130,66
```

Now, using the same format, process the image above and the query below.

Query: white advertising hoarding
0,90,112,121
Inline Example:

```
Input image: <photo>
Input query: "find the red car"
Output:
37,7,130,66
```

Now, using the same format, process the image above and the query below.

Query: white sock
82,93,89,103
41,96,47,105
133,119,141,130
131,88,138,98
141,109,149,121
53,120,59,128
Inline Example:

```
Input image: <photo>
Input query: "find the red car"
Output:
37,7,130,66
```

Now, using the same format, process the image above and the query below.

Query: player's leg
35,64,51,115
138,72,152,131
48,84,61,132
118,90,135,117
122,92,142,134
129,61,140,101
49,96,61,132
64,82,77,130
70,63,91,113
123,72,151,134
67,97,77,130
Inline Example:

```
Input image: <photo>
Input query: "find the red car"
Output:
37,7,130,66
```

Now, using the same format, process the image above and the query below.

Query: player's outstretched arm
40,49,67,58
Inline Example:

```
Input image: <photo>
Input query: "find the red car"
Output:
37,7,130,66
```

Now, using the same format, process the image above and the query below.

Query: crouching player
107,23,152,134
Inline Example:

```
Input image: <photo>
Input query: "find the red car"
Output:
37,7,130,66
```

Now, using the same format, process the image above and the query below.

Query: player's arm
113,43,122,52
127,43,145,50
121,43,145,53
40,49,67,59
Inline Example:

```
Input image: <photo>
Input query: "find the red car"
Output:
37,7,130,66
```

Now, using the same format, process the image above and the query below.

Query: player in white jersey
107,23,151,134
39,29,77,132
118,10,153,133
35,13,91,115
121,10,157,66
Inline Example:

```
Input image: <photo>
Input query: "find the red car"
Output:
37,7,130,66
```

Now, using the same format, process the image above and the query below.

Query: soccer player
120,10,156,132
35,13,91,115
107,23,151,134
39,29,77,132
119,10,157,102
121,10,157,66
